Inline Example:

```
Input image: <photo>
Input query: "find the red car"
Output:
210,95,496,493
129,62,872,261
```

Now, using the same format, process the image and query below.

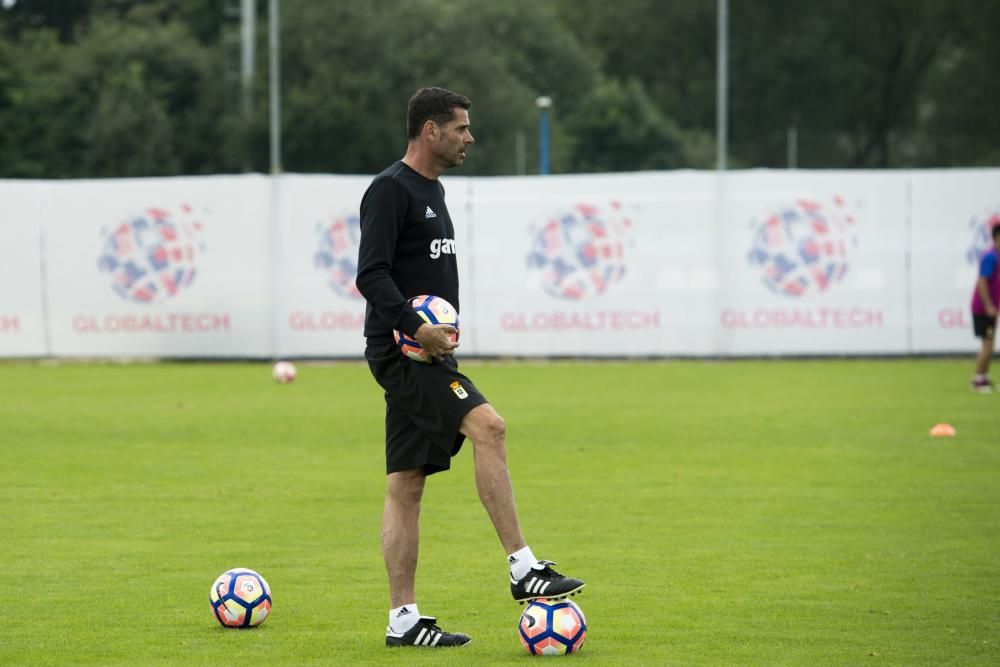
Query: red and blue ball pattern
966,209,1000,265
519,598,587,655
527,202,633,300
97,205,203,304
314,213,363,300
393,295,459,362
209,568,272,628
747,196,857,298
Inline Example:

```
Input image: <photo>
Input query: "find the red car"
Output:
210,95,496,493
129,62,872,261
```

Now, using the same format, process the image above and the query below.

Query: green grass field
1,359,998,665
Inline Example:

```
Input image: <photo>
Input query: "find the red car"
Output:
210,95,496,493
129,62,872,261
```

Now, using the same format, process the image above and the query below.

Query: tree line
0,0,997,178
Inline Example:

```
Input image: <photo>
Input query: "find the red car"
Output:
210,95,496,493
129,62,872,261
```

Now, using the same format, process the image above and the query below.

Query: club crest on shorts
450,381,468,399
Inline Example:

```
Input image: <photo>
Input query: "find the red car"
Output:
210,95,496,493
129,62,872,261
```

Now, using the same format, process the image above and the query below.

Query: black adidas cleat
510,560,585,604
385,616,471,648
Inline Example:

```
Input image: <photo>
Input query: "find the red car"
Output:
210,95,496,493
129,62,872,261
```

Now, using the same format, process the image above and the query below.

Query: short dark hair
407,87,471,140
992,224,1000,241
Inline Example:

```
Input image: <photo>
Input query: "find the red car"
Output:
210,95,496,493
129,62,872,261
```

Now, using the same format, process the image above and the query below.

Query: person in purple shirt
970,224,1000,392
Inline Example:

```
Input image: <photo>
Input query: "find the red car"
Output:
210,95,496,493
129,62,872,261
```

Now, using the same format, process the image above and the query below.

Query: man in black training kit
357,87,585,648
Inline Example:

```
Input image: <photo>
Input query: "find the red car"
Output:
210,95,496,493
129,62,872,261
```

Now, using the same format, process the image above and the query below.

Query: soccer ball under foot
519,598,587,655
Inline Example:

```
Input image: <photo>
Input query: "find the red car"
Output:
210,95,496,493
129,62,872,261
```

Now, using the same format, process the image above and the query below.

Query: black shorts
365,342,488,475
973,314,996,339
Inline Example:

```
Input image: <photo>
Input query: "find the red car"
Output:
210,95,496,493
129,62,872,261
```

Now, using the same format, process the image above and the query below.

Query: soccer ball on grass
519,598,587,655
272,361,297,383
210,568,272,628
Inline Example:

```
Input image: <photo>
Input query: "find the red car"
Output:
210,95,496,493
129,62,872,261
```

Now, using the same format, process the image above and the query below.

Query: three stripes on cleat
410,627,444,646
522,575,554,597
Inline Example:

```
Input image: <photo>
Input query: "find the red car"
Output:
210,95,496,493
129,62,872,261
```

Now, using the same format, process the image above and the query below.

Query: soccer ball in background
272,361,297,383
393,295,459,363
210,568,272,628
519,598,587,655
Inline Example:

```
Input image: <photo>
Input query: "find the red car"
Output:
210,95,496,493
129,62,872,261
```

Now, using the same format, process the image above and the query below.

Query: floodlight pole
787,125,798,168
240,0,255,121
515,130,526,175
268,0,282,173
536,96,552,175
716,0,728,171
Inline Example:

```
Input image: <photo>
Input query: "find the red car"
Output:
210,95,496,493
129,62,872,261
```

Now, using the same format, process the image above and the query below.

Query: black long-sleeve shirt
356,161,460,344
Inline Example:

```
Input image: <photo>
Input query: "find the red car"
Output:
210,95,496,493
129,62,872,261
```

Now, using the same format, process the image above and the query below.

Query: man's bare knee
386,469,426,504
461,405,506,446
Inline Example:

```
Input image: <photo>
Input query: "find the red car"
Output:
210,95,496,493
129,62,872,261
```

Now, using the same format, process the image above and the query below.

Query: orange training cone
929,423,956,437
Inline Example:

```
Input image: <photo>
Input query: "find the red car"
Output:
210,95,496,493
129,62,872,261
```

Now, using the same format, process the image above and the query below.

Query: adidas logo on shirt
425,206,437,219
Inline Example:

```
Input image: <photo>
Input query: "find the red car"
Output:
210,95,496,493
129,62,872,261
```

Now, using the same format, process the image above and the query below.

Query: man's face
432,108,474,168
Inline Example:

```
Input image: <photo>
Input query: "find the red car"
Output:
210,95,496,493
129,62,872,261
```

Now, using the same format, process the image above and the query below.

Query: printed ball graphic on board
747,196,857,298
526,202,633,300
314,213,363,299
966,209,1000,265
97,205,204,304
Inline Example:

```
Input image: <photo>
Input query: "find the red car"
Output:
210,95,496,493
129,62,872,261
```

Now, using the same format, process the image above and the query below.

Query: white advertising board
272,173,474,358
0,182,47,356
909,169,1000,353
42,175,271,357
468,172,715,356
717,171,910,355
2,168,998,359
272,174,370,358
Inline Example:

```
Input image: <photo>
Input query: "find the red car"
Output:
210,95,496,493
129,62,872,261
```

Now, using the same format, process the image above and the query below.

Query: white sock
388,604,419,634
508,545,537,581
